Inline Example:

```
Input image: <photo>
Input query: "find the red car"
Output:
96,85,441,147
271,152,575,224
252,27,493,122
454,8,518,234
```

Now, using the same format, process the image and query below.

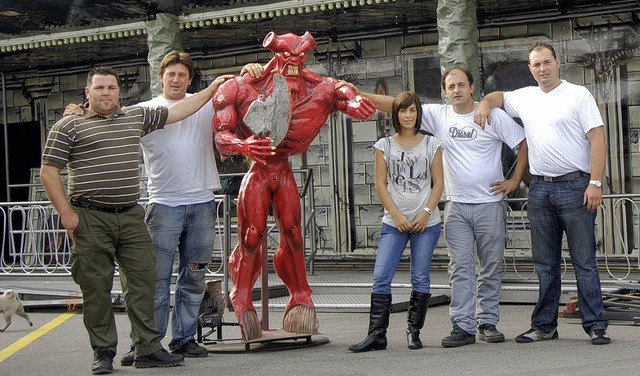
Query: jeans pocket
568,177,589,191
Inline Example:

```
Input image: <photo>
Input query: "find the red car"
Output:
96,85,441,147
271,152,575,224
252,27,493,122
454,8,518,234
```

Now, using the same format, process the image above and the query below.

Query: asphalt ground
1,302,638,376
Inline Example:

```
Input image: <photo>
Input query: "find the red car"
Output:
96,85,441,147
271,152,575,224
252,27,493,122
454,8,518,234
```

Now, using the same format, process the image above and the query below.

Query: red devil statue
212,31,376,340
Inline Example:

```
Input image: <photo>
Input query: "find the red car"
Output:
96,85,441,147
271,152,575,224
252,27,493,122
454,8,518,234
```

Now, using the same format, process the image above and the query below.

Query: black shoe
91,348,115,375
172,339,208,358
441,325,476,348
515,328,558,343
590,329,611,345
348,332,387,353
133,348,185,368
478,324,505,343
120,348,134,366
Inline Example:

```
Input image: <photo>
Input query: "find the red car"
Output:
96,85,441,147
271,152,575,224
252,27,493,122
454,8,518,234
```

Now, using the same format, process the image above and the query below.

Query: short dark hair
528,42,557,62
87,66,120,87
441,65,474,90
159,50,194,79
391,91,422,135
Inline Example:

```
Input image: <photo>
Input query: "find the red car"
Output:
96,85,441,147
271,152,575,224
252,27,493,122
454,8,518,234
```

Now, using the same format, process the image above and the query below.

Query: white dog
0,289,33,331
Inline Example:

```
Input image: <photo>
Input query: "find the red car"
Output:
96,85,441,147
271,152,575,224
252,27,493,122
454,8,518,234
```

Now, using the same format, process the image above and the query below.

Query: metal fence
1,169,319,288
1,191,639,283
502,194,640,282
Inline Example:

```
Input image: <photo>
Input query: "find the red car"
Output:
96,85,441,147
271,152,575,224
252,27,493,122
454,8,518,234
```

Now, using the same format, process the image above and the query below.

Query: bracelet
423,207,432,214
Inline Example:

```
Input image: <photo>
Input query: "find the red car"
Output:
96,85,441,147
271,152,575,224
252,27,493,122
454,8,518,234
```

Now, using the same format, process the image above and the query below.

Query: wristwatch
423,207,433,214
589,180,602,188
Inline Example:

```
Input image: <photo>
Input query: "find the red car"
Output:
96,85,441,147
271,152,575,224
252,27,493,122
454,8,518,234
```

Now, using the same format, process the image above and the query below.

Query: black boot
406,291,431,349
348,293,392,353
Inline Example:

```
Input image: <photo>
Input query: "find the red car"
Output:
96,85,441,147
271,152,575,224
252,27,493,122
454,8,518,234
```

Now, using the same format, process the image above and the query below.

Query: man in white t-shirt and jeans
129,52,261,362
341,65,528,347
133,51,219,360
475,41,610,345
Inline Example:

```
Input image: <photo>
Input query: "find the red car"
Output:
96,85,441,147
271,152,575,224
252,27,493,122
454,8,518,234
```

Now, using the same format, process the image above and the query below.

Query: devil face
263,31,316,78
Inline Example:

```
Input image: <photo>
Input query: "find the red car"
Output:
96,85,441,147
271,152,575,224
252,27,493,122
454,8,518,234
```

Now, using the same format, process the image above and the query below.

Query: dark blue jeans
528,176,608,334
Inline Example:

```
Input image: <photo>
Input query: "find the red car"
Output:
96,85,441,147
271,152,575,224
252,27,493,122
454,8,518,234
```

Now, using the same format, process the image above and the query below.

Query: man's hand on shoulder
240,63,264,78
474,100,492,129
63,103,86,117
335,80,358,93
208,74,236,93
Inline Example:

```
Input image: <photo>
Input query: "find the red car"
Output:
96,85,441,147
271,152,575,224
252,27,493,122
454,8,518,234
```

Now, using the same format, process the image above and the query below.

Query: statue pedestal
205,331,329,353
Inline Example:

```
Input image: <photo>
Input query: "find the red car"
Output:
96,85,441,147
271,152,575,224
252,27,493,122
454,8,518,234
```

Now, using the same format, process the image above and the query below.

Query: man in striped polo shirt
40,65,232,375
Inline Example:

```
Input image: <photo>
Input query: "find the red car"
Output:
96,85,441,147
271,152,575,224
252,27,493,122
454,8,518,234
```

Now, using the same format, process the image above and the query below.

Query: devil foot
240,309,262,341
282,304,319,334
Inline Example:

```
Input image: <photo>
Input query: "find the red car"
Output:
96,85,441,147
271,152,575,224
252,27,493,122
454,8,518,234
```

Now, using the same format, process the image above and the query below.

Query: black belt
531,171,589,182
70,198,135,214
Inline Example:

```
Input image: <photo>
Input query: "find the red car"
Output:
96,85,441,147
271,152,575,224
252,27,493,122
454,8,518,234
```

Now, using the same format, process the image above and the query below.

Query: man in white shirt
475,41,610,345
129,52,262,362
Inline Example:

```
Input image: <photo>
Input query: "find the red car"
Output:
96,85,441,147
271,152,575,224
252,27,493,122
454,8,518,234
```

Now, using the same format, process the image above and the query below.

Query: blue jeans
145,201,216,351
373,223,441,295
528,176,608,334
445,201,506,335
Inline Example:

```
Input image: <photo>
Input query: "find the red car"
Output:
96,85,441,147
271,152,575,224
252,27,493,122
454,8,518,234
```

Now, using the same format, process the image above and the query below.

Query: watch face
590,180,602,187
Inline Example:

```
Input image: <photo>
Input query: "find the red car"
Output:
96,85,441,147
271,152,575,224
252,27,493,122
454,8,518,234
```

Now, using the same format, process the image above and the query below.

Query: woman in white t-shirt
349,92,444,353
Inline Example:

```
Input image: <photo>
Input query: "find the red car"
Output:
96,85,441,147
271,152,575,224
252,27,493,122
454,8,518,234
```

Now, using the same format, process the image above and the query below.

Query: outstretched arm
166,74,235,124
360,92,394,113
474,91,505,128
334,81,386,115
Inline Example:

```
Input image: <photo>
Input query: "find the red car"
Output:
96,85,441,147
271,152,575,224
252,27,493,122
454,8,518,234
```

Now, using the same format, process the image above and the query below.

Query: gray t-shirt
373,135,442,228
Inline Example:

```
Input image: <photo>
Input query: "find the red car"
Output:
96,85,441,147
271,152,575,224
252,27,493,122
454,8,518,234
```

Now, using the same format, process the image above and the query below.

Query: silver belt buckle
543,176,554,182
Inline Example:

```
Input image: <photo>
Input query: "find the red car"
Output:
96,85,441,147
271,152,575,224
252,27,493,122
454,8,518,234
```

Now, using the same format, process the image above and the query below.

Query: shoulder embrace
213,79,243,108
487,107,513,121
